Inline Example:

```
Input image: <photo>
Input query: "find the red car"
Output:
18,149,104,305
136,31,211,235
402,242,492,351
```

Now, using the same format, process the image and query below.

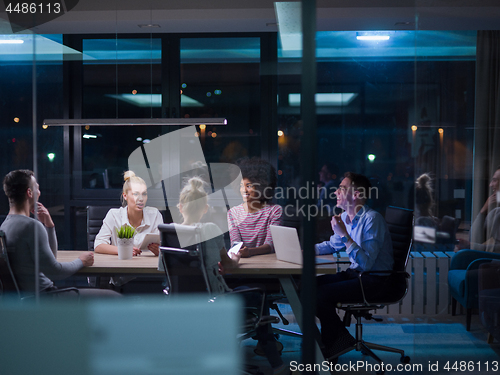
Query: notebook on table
270,225,336,265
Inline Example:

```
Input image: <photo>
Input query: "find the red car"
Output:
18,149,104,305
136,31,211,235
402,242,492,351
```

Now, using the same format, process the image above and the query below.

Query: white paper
414,226,436,244
228,242,243,255
140,233,161,251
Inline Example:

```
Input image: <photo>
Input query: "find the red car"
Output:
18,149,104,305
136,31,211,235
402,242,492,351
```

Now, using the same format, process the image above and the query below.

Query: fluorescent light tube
0,40,24,44
356,35,390,41
288,93,358,106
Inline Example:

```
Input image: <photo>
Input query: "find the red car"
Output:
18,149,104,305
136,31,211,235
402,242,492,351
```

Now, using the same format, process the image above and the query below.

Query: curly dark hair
3,169,34,208
237,157,277,203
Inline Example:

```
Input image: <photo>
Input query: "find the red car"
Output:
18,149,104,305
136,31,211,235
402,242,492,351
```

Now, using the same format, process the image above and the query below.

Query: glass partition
0,33,65,232
277,30,476,245
0,3,499,371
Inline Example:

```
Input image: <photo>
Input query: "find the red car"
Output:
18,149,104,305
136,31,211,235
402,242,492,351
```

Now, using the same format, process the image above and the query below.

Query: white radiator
335,250,455,315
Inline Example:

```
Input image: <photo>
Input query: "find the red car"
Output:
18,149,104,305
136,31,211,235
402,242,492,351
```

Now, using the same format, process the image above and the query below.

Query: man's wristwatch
341,235,351,244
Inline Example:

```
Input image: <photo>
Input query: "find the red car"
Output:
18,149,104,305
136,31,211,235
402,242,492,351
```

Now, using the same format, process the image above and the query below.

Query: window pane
180,37,261,164
81,38,162,189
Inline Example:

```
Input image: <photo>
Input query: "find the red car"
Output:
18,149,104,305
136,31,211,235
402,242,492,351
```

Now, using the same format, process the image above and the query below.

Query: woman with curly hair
414,173,438,228
227,157,282,258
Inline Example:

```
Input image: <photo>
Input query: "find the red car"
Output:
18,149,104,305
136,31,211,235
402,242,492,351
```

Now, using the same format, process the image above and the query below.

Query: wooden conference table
57,251,337,276
58,250,337,372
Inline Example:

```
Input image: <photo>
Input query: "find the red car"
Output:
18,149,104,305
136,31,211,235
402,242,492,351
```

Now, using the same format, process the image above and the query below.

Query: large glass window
81,38,162,190
180,37,261,164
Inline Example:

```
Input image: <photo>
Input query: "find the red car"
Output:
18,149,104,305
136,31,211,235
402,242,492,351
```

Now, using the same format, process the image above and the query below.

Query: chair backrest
158,224,270,335
281,207,301,230
158,223,211,295
0,230,20,298
438,215,461,244
87,205,116,250
385,206,414,272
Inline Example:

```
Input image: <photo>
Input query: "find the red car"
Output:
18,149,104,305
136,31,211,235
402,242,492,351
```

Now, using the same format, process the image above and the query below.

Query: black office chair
0,230,21,299
0,230,79,300
158,223,279,374
330,206,413,369
159,223,212,295
87,205,117,251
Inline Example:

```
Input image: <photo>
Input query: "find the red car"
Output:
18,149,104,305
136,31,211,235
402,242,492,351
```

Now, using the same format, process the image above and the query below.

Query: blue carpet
242,304,500,375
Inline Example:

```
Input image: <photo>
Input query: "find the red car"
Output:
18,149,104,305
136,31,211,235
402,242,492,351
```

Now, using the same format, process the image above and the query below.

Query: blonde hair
178,176,208,219
121,170,147,206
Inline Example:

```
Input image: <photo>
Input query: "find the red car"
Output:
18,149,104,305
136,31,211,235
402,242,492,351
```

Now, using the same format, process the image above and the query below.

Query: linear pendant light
42,118,227,127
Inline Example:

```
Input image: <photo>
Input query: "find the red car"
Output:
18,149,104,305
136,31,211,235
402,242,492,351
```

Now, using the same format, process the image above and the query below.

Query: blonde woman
94,171,163,256
176,176,287,375
176,176,239,294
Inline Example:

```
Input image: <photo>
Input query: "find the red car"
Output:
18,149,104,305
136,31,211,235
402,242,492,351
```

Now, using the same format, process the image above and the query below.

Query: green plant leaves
115,224,136,239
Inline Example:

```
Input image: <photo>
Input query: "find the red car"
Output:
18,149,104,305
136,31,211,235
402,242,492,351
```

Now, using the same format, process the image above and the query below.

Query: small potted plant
116,224,136,260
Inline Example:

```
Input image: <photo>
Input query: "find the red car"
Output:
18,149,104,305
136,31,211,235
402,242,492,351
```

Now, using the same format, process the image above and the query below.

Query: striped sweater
227,204,282,250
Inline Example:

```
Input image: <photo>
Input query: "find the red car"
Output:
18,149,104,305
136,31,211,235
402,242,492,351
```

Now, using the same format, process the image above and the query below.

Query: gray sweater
0,214,83,294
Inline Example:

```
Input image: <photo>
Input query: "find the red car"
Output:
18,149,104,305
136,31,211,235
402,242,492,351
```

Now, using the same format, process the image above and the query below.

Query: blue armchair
479,260,500,343
448,249,500,331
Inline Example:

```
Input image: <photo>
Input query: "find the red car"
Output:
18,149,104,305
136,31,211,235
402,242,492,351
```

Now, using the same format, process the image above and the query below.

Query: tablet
140,233,161,250
228,242,243,255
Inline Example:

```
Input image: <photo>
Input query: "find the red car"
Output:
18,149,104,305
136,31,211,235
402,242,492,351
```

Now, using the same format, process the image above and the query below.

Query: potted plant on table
116,224,136,260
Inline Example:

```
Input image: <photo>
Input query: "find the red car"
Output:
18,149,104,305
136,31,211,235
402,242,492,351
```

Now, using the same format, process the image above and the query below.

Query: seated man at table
314,172,395,361
0,169,120,298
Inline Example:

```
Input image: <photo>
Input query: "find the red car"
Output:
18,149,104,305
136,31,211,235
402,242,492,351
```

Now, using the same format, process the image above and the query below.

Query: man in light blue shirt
315,172,395,362
315,204,393,272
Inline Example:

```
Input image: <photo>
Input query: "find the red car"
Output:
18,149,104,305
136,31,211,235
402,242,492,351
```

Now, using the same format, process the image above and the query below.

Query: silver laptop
270,225,335,265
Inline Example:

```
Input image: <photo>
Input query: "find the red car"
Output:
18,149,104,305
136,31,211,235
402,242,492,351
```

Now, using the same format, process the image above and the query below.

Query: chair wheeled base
330,309,410,375
327,206,413,375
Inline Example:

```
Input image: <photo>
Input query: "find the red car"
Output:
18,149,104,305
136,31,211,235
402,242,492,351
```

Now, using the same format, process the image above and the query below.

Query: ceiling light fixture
357,35,390,41
44,118,227,127
356,31,393,41
106,93,204,108
288,93,358,107
138,24,161,28
394,21,414,26
0,40,24,44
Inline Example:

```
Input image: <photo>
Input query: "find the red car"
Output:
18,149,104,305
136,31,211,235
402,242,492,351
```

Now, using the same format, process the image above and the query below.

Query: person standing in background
458,166,500,252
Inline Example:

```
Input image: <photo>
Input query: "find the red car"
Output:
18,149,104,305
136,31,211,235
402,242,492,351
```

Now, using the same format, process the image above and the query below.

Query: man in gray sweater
1,169,118,297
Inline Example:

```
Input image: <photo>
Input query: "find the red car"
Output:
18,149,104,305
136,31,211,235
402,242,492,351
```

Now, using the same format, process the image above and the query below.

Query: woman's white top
94,206,163,249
